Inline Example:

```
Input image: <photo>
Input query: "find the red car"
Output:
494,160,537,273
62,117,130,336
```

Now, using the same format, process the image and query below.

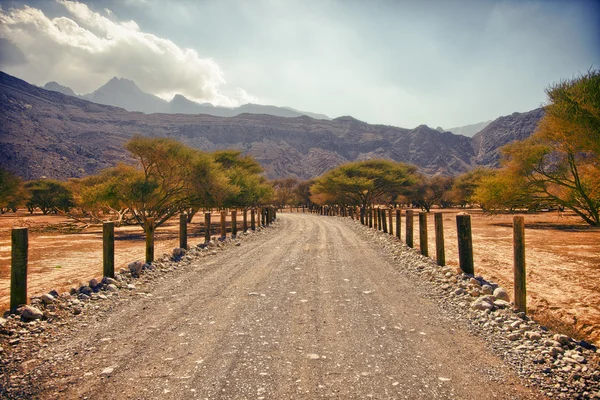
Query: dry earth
1,213,544,399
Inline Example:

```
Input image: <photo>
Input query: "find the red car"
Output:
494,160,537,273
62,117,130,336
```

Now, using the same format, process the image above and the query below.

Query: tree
272,177,300,207
212,150,273,209
294,180,314,206
105,135,229,230
310,160,418,208
483,70,600,225
446,168,494,207
411,175,453,211
24,179,74,214
0,168,26,213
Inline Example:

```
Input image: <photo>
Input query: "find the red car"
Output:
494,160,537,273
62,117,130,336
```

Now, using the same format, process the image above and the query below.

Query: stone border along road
0,213,598,399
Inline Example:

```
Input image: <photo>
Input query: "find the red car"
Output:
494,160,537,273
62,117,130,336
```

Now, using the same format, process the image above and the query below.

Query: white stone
20,305,43,321
493,287,510,301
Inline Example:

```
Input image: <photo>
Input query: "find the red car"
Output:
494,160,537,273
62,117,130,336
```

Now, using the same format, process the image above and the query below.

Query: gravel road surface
29,213,541,399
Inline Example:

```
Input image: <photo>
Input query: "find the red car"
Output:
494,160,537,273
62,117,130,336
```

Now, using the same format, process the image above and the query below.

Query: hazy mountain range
43,78,330,120
1,71,543,181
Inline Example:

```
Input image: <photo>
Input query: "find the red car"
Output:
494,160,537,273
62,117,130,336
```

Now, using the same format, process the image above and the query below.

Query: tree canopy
310,160,417,207
475,70,600,225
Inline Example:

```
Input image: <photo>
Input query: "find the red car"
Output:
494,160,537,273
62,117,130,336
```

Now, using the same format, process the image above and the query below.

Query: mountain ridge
43,77,330,120
3,71,544,181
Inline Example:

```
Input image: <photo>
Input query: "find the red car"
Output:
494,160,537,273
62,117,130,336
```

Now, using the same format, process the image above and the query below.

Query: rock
101,366,116,375
172,248,186,258
48,289,59,297
469,278,481,287
481,284,493,295
493,287,510,301
126,284,136,290
0,317,7,327
128,261,143,277
89,278,99,288
554,334,571,346
493,299,511,309
41,293,55,304
550,347,564,357
235,242,241,246
468,289,480,297
471,298,494,311
78,285,93,296
508,332,521,341
107,284,118,292
454,288,465,295
19,305,43,321
72,306,83,315
525,331,542,341
103,277,118,285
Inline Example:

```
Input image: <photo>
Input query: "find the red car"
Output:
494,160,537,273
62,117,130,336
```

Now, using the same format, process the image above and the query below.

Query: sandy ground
0,211,239,310
1,207,599,346
27,213,539,399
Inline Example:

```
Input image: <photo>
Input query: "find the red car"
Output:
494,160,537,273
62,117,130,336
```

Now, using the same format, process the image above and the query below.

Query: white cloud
0,0,253,106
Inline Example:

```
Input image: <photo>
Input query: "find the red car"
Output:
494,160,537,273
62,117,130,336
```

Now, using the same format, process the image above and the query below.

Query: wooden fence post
369,208,373,228
513,216,526,313
406,210,414,248
388,208,394,236
360,207,365,225
10,227,28,311
204,212,211,242
382,209,388,233
220,211,227,238
434,212,445,266
419,212,428,256
145,217,155,263
265,207,270,226
231,210,238,236
396,209,401,240
243,209,248,232
251,208,256,230
456,213,474,274
103,222,115,278
179,213,187,249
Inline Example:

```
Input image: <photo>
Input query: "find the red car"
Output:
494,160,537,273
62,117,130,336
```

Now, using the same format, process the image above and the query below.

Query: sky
0,0,599,129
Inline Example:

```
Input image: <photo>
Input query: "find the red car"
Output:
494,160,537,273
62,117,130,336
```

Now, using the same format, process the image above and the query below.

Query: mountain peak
43,81,76,97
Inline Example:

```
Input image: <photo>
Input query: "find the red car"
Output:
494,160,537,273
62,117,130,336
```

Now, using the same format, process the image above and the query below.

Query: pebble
41,293,55,304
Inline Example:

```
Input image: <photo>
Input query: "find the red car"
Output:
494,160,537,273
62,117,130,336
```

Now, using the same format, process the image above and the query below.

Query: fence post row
179,213,187,250
434,212,445,266
419,212,428,257
145,217,155,264
405,210,414,248
103,221,115,278
10,227,28,312
456,213,474,275
513,216,526,313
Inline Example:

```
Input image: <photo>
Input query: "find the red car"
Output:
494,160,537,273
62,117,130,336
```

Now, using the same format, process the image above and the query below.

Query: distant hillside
1,71,543,181
472,108,545,167
43,77,330,120
446,120,493,137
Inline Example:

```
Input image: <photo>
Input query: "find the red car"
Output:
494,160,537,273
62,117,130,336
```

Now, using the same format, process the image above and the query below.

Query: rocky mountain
43,77,330,120
1,71,543,181
472,108,544,167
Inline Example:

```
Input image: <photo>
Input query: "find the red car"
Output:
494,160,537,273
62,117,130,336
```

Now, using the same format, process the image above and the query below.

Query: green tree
484,70,600,225
310,160,417,208
100,135,229,230
212,150,273,209
0,168,26,213
24,179,74,214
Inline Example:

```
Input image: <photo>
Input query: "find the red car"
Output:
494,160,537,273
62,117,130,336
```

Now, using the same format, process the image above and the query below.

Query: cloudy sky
0,0,598,128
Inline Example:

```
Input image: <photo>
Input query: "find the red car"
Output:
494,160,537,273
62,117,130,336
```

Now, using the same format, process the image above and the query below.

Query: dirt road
31,213,539,399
